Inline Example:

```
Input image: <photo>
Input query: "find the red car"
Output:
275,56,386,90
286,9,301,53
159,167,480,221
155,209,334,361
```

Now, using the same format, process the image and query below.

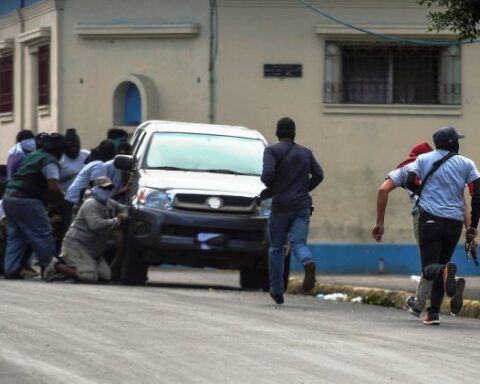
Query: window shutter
439,45,461,105
38,45,50,106
0,54,13,113
324,43,342,104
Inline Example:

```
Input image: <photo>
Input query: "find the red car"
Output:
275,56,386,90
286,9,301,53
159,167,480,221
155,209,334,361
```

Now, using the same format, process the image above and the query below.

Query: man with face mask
58,128,90,192
63,139,116,230
406,127,480,325
6,130,36,180
55,129,90,249
44,177,127,283
2,134,65,279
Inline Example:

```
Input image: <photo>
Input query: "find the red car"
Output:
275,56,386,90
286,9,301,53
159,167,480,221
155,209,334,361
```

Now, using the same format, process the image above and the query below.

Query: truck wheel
240,267,268,290
121,232,148,286
240,251,291,292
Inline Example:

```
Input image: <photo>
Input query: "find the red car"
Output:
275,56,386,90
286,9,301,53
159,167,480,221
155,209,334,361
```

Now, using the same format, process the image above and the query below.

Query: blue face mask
92,186,114,202
20,138,36,153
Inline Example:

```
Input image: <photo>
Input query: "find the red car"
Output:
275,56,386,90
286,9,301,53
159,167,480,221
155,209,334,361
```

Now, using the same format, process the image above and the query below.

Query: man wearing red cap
372,142,434,315
406,127,480,325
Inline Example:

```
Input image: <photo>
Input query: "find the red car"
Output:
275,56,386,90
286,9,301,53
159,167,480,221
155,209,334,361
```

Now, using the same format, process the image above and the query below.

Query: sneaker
42,259,56,282
423,311,440,326
19,266,40,279
42,259,66,282
405,295,421,317
303,261,316,292
269,290,284,305
450,278,466,316
443,262,457,297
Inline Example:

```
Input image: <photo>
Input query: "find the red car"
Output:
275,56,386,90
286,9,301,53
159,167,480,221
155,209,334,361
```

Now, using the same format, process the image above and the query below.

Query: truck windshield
145,132,265,176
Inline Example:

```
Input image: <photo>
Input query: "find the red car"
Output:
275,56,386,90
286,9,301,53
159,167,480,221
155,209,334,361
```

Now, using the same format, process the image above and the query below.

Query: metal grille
174,194,257,214
38,45,50,106
176,194,254,207
0,54,13,113
325,42,460,105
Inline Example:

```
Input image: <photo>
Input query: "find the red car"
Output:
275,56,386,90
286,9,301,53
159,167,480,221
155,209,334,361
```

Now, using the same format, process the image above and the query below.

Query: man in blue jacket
261,117,324,304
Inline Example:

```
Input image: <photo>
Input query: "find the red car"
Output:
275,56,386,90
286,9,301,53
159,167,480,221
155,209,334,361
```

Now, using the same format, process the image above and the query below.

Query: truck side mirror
114,155,135,171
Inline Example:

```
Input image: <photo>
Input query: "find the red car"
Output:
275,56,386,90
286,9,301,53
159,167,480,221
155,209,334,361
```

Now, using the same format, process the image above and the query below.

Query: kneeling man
44,177,127,282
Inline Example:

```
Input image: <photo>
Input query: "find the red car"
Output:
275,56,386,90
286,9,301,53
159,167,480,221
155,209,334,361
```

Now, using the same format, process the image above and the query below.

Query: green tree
418,0,480,40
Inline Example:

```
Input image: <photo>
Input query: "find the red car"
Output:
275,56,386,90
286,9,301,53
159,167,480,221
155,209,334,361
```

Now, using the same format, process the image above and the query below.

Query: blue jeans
2,196,56,274
268,207,313,294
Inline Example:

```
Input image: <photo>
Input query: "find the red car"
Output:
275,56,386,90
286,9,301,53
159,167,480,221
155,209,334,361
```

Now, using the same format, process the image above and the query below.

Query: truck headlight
259,198,272,217
138,188,173,210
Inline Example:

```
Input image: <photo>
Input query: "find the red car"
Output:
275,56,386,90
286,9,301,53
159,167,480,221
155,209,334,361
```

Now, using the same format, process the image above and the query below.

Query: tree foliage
418,0,480,40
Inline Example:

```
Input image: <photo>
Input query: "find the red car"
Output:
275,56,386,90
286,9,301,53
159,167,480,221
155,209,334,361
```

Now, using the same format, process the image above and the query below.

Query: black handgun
465,241,479,267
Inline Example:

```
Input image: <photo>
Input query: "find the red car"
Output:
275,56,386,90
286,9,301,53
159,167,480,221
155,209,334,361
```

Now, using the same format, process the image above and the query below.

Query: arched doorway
113,81,141,126
123,83,141,126
112,74,159,127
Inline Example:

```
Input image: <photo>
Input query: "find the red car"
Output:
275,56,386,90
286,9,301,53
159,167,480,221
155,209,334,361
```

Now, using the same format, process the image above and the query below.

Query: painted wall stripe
290,243,480,276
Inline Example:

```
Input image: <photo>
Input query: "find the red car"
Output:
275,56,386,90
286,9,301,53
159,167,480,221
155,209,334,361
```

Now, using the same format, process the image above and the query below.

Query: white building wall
2,0,480,245
59,0,210,148
214,0,480,243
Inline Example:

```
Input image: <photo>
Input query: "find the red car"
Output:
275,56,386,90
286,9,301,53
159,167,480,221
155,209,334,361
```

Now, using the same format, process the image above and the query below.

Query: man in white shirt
406,127,480,325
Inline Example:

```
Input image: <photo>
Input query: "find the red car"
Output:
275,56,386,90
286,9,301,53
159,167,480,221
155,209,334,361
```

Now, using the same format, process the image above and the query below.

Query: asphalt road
0,269,479,384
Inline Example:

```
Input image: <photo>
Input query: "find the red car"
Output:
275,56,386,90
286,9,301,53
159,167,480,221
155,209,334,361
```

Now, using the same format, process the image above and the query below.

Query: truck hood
139,169,265,197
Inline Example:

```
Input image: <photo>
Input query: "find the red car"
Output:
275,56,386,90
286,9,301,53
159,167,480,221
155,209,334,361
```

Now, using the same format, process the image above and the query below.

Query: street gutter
287,278,480,319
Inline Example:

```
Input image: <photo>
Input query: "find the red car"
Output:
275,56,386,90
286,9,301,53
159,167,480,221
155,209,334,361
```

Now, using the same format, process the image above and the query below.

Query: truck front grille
173,194,258,213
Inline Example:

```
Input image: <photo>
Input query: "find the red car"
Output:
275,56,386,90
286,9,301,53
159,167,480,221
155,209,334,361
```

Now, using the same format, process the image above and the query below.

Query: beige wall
2,0,479,245
59,0,210,148
214,0,480,244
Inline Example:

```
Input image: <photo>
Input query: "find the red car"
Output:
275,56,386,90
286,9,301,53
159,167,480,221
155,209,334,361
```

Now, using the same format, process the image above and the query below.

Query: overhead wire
298,0,480,46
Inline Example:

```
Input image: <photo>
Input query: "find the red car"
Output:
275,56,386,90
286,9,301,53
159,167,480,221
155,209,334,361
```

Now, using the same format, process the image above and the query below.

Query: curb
286,278,480,320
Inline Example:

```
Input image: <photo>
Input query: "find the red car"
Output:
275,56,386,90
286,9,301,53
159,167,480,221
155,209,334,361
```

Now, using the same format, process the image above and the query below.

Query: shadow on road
145,281,243,291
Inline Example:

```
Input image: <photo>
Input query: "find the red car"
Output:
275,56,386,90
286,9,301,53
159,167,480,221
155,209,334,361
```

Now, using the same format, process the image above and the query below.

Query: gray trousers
61,244,111,282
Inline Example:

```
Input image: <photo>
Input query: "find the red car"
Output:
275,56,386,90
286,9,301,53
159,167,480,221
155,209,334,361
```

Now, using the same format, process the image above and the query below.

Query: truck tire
240,251,290,292
121,232,148,286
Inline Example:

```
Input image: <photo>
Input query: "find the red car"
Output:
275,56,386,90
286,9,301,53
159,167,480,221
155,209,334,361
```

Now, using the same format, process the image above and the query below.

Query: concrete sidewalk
289,273,480,319
300,274,480,300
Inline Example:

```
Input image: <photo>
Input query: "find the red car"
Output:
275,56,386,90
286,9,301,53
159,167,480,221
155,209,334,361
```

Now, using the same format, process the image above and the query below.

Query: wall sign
264,64,302,78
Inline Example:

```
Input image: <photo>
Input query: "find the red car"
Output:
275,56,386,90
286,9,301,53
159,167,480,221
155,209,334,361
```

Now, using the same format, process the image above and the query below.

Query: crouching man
44,177,127,283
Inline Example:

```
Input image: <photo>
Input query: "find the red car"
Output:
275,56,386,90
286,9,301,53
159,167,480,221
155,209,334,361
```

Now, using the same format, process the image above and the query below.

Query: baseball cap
433,126,465,147
92,176,113,188
395,142,433,169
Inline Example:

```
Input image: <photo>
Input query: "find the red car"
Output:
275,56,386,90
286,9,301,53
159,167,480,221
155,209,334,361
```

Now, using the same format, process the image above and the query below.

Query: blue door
124,83,141,126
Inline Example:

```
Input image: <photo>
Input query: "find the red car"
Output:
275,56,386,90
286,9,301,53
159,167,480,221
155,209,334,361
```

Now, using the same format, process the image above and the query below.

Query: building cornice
0,0,62,30
323,104,462,116
19,26,51,46
0,38,14,53
316,24,459,39
217,0,424,8
21,0,63,21
0,12,18,29
74,24,201,39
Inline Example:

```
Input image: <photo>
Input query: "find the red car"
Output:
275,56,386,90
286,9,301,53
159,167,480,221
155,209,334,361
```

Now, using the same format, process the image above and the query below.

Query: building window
38,44,49,106
324,42,461,105
0,54,13,113
124,83,141,126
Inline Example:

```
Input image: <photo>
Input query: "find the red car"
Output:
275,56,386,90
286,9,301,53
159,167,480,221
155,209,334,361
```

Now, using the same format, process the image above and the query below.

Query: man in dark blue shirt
261,117,324,304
